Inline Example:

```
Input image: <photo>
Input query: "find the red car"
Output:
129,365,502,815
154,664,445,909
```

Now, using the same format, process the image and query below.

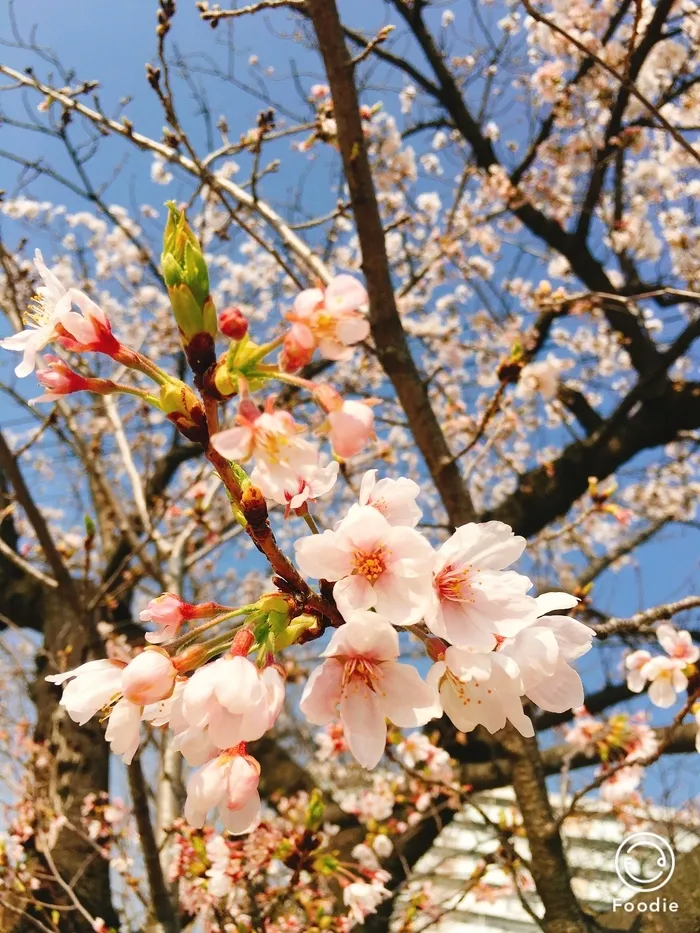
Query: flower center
343,657,379,689
25,293,54,329
352,545,388,582
435,563,473,602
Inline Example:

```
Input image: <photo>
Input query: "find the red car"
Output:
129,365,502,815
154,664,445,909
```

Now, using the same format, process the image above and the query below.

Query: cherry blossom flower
425,521,538,649
0,250,118,377
184,750,262,835
140,594,191,644
181,656,285,749
640,656,688,708
294,506,435,624
47,653,178,764
599,764,644,804
357,469,422,527
285,274,369,361
625,649,652,693
344,880,391,924
500,592,594,713
31,356,92,403
121,649,178,706
429,646,534,737
517,353,571,401
211,402,305,466
300,612,441,768
327,400,375,459
46,659,125,726
252,452,339,515
656,623,700,664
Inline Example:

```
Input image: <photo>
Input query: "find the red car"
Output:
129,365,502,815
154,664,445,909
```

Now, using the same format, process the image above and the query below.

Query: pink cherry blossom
285,274,369,361
252,451,339,515
184,751,262,835
599,764,644,804
211,402,305,466
300,611,441,768
625,649,652,693
425,521,538,649
516,353,571,401
429,646,534,737
294,506,435,625
641,656,688,708
344,880,391,925
121,649,177,706
181,656,285,749
500,592,594,713
31,356,92,403
656,624,700,664
104,698,143,764
328,400,375,459
141,593,190,643
46,658,163,764
0,250,118,376
46,659,126,726
358,469,422,527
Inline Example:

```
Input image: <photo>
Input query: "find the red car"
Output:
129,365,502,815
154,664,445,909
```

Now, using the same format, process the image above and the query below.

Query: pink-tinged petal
328,401,374,459
359,469,378,505
225,756,260,809
221,791,261,835
336,314,370,346
378,661,441,726
172,725,217,766
211,426,254,462
340,505,392,551
214,657,265,713
648,679,677,708
340,680,386,769
525,659,584,713
316,336,354,361
181,662,219,727
324,275,368,314
206,707,246,749
294,531,354,581
261,667,285,727
438,522,526,572
325,616,399,661
370,573,432,626
301,660,344,724
67,288,108,328
626,669,648,693
433,600,498,650
105,698,142,764
292,287,324,318
333,575,377,616
535,592,579,615
544,616,595,661
186,757,227,814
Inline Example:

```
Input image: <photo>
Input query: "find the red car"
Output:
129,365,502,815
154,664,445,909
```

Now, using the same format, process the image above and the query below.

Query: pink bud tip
219,307,249,340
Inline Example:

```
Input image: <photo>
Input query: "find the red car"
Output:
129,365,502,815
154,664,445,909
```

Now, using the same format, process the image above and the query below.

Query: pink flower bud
314,383,342,413
35,356,91,398
140,593,189,626
328,400,375,459
121,649,177,705
280,323,315,373
219,306,249,340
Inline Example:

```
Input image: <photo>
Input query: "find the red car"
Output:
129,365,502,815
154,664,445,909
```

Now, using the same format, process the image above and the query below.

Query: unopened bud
219,306,249,341
122,648,177,705
161,202,217,348
241,485,268,527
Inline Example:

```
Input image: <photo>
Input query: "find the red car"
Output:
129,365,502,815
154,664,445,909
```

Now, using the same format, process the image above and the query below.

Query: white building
398,789,700,932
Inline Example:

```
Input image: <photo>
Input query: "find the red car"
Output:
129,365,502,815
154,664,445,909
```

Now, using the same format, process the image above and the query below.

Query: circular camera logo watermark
614,832,675,893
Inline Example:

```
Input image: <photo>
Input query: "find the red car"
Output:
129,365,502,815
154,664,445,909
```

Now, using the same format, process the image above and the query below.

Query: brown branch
306,0,476,529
